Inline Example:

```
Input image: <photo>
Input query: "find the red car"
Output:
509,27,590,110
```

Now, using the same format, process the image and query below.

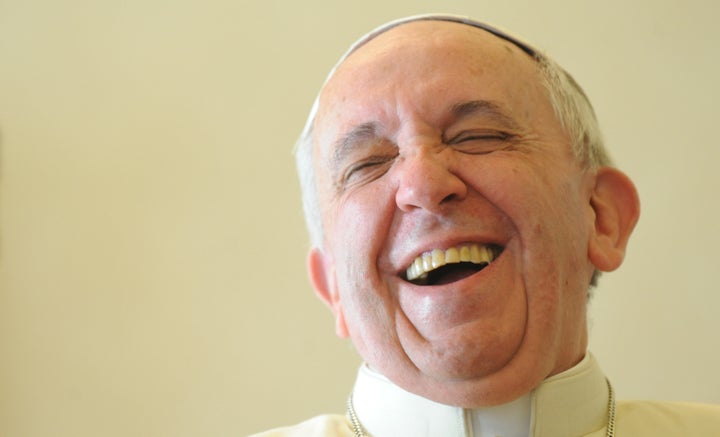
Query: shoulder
617,400,720,435
248,414,353,437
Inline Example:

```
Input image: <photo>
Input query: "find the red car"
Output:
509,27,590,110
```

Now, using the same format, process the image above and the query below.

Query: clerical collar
350,353,610,437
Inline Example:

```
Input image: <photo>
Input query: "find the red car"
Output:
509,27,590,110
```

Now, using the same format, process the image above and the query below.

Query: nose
395,149,468,213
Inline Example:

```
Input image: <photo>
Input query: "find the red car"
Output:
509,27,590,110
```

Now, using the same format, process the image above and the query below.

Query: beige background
1,0,718,436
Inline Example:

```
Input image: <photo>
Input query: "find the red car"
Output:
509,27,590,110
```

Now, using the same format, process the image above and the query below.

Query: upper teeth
405,243,497,281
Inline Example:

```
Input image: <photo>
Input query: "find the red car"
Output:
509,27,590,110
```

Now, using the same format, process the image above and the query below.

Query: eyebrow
450,100,522,131
332,121,382,166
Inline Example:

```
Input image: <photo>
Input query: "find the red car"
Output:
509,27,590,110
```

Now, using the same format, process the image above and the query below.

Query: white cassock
250,354,720,437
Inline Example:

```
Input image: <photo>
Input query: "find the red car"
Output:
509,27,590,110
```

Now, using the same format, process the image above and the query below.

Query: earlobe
587,167,641,272
307,248,349,338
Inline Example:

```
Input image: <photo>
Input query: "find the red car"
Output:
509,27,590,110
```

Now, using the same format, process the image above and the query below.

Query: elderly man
254,14,719,437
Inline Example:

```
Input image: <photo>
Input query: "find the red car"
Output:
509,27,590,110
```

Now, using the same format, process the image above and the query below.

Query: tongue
424,262,488,286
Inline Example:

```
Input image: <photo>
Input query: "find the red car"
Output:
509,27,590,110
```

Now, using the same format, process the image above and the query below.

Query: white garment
250,354,720,436
352,353,605,437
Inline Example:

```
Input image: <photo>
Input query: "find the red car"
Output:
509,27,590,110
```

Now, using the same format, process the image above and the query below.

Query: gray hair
294,15,613,250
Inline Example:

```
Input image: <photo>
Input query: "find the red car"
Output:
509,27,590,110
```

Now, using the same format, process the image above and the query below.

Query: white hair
294,15,613,250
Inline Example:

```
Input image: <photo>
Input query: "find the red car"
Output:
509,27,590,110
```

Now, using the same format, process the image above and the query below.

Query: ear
587,167,640,272
307,247,349,338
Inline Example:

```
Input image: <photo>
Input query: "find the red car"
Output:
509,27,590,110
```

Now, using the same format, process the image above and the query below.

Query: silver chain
347,379,617,437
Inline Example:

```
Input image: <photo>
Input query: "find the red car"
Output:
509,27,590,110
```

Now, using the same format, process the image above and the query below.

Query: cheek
324,185,398,304
328,184,396,253
489,159,587,238
515,174,593,321
475,158,591,284
328,194,404,364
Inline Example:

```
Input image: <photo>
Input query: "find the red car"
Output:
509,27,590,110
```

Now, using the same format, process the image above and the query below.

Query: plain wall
1,0,718,436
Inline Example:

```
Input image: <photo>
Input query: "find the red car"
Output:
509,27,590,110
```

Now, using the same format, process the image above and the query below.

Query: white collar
351,353,609,437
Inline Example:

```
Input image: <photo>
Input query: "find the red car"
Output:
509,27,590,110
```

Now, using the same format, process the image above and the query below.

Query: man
254,14,720,437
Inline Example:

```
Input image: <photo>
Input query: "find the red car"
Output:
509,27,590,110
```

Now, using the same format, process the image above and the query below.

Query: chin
398,344,557,408
417,350,514,382
408,327,525,381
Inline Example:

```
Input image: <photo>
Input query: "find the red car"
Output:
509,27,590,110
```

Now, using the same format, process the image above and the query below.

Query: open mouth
404,243,502,286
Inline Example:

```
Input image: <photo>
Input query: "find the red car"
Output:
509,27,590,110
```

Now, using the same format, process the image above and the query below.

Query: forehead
335,20,530,76
314,21,545,138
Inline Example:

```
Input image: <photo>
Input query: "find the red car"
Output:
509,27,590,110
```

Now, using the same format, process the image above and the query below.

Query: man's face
310,21,601,407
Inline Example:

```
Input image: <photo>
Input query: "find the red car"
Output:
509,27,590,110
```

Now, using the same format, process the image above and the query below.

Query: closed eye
340,154,397,188
446,130,514,154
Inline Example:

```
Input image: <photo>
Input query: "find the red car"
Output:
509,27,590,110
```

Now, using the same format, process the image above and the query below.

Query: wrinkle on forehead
315,21,544,142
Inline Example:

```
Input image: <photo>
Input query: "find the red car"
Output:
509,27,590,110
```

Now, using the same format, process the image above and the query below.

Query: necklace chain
346,393,367,437
606,378,616,437
347,379,616,437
